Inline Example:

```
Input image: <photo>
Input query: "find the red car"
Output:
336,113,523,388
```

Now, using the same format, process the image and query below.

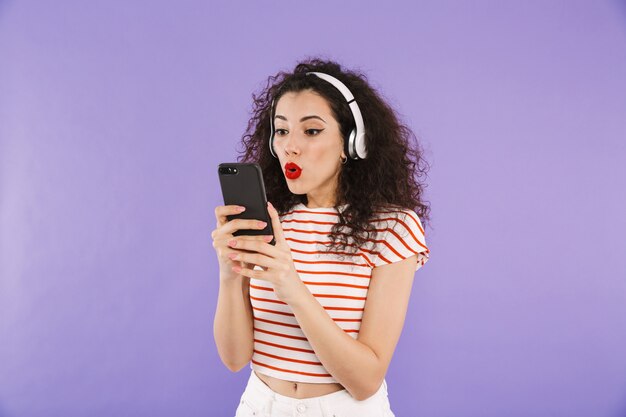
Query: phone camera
219,166,238,175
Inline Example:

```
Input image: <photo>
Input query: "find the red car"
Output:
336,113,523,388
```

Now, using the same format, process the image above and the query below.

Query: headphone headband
268,72,367,160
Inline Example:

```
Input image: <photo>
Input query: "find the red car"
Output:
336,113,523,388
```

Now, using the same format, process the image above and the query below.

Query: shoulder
370,206,429,269
372,206,424,236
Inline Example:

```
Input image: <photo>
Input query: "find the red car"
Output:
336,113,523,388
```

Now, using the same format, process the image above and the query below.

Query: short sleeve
372,209,430,271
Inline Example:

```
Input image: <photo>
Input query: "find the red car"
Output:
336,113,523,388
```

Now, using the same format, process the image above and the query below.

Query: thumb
266,201,285,244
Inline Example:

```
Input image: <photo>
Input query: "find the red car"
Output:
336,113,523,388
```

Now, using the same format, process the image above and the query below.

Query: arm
213,275,254,372
288,255,418,400
211,205,273,372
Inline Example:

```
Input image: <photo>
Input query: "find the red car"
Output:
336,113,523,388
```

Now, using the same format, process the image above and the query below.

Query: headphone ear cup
269,128,276,158
346,129,357,159
354,131,367,160
269,135,276,158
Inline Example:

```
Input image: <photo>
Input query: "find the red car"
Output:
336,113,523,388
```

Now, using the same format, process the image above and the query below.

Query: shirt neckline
293,202,348,212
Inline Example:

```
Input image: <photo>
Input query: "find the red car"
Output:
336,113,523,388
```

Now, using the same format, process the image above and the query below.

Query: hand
226,202,306,304
211,205,274,282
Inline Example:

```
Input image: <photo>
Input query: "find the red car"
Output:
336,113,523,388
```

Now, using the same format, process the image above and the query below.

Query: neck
305,195,336,209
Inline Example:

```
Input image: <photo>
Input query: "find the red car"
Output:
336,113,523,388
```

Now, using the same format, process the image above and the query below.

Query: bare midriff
254,371,345,399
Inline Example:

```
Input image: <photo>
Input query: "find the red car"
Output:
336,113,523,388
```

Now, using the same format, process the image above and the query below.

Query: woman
212,58,431,417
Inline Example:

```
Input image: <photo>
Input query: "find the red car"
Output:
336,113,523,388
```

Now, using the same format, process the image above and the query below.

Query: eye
305,129,323,136
275,129,288,136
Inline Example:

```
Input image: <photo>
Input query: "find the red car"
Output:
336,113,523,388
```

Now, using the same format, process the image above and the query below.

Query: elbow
215,342,253,373
347,358,387,401
219,349,253,373
352,389,377,402
351,392,372,402
350,378,386,401
223,359,250,373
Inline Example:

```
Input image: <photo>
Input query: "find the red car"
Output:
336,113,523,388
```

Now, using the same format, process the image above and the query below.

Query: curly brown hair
238,57,431,254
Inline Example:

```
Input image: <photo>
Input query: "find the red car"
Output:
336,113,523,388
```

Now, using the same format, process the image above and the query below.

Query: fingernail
232,265,242,273
228,239,237,247
236,206,245,212
257,221,267,228
228,253,238,260
264,235,273,242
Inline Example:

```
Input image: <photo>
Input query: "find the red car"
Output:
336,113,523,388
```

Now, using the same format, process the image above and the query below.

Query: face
272,89,346,206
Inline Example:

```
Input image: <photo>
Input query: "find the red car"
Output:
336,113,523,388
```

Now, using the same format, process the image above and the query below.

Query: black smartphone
218,163,275,245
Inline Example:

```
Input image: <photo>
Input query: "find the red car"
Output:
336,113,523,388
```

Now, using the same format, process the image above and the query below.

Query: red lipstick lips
285,162,302,180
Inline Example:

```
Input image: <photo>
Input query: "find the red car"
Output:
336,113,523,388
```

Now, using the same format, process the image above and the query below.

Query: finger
232,264,270,281
266,201,286,244
220,218,268,235
213,238,270,259
222,236,273,257
235,235,275,242
228,251,276,270
228,236,280,257
211,229,271,247
215,205,245,226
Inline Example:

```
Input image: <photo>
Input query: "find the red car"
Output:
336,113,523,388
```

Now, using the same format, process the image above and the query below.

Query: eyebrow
274,115,327,124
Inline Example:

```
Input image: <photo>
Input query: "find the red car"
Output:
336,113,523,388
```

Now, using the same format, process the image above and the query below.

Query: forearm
288,287,383,401
213,275,254,371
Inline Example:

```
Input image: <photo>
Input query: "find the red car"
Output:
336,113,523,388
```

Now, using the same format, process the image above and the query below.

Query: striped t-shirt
249,202,430,383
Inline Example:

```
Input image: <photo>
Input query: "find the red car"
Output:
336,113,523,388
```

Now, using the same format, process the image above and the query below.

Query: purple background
1,1,626,416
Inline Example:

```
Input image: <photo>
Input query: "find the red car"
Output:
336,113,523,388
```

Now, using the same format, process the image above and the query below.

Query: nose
282,133,301,157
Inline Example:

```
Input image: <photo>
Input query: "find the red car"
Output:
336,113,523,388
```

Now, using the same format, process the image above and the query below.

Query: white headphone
268,72,367,160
